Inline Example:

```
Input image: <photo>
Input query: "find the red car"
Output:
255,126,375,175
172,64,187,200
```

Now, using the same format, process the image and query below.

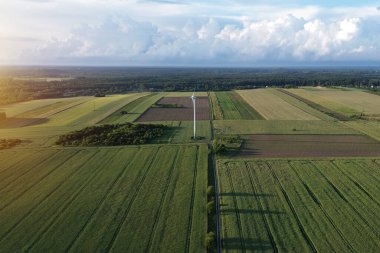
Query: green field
0,144,208,252
343,120,380,141
144,121,211,144
211,91,263,120
101,93,164,124
214,120,359,135
218,158,380,252
236,89,319,120
288,87,380,118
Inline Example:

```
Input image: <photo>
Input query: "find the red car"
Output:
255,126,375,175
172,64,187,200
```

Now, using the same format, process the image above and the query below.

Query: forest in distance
0,67,379,105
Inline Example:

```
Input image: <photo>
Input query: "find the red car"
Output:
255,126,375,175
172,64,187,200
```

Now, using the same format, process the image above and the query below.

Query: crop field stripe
332,161,380,208
218,162,235,253
0,150,51,184
272,160,351,252
225,163,246,252
147,145,199,252
24,149,122,252
64,148,141,252
0,149,100,245
68,147,159,253
312,161,380,239
247,162,314,252
185,146,199,253
266,162,317,253
272,89,333,121
144,148,181,252
0,149,63,192
233,161,281,252
230,91,264,120
104,146,167,252
0,149,42,175
27,148,134,252
0,150,78,212
189,144,208,253
245,162,278,252
108,147,182,252
293,161,380,252
288,161,357,253
334,160,380,204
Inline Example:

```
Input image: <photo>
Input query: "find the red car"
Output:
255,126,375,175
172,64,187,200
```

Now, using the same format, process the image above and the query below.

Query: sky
1,0,380,66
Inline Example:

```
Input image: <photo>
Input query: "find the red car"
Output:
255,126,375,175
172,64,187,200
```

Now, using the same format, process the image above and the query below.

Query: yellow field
289,88,380,116
236,89,319,120
0,97,86,118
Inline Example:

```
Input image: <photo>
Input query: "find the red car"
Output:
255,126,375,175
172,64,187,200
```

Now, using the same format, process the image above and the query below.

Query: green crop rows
0,145,208,252
217,158,380,252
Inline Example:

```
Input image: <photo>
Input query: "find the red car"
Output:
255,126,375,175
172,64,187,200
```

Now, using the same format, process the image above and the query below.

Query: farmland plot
236,134,380,158
211,92,263,120
218,159,380,252
100,93,164,124
0,144,208,253
343,120,380,141
214,120,358,135
288,88,380,117
236,89,319,120
137,97,210,122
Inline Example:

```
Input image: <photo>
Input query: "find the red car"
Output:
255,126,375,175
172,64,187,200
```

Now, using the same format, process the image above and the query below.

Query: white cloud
1,1,380,65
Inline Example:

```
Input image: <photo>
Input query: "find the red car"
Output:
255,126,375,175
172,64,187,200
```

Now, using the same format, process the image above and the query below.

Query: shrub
207,186,215,198
207,201,215,215
205,232,216,250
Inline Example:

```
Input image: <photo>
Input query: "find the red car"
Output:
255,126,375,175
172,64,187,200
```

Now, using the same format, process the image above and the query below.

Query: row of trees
56,123,168,146
1,67,379,105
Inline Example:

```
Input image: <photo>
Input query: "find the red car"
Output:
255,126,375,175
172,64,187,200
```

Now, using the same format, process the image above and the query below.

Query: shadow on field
223,237,273,251
0,118,49,128
220,208,285,215
220,192,274,197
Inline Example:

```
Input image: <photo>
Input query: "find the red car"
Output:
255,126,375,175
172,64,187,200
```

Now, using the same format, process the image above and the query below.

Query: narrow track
208,91,222,253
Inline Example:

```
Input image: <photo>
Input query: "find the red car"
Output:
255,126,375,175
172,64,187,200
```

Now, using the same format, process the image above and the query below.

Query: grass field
0,144,208,253
145,121,211,144
101,93,164,124
288,88,380,117
236,89,319,120
211,92,263,120
272,89,335,121
218,158,380,252
213,120,359,135
343,121,380,141
288,87,366,117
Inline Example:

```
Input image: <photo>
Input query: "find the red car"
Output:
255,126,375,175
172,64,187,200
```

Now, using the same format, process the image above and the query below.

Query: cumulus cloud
23,14,380,65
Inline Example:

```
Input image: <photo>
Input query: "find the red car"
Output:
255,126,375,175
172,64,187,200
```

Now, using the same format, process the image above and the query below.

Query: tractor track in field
104,147,162,253
225,163,246,252
331,161,380,208
145,149,180,253
65,149,141,252
289,161,356,253
0,150,78,213
312,162,380,240
0,150,63,192
245,162,278,253
266,162,318,253
0,150,100,243
0,150,45,185
24,150,120,252
185,145,199,253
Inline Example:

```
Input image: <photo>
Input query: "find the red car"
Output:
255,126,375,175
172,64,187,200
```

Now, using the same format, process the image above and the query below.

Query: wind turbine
190,91,197,139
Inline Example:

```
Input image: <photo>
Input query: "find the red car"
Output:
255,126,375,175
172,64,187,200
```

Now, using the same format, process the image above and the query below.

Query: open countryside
0,83,379,252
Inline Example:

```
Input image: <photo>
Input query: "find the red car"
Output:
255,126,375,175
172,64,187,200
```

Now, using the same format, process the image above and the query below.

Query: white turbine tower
190,91,197,139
